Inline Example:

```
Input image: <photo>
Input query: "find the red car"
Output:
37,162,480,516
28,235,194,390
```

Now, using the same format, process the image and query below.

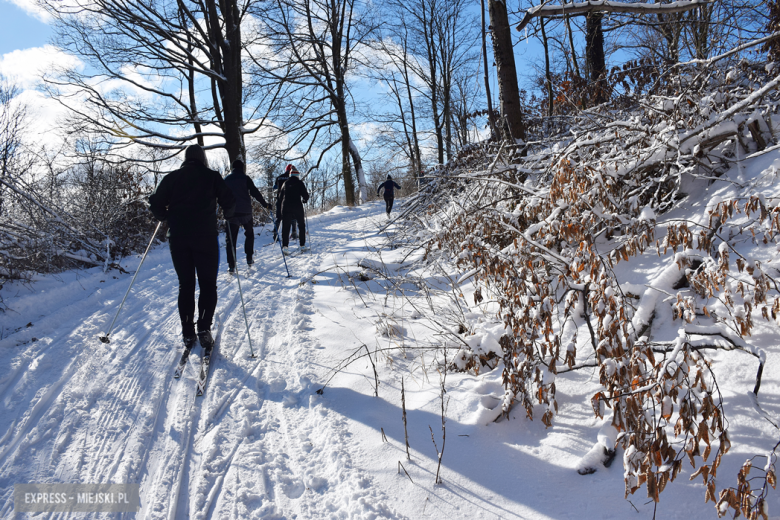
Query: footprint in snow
267,377,287,393
277,474,305,499
305,475,328,492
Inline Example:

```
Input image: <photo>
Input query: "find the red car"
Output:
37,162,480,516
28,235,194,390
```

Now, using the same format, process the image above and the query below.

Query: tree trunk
421,1,444,165
180,9,204,147
336,103,356,206
768,0,780,62
335,73,356,206
205,0,245,163
429,63,444,164
443,72,452,161
687,4,713,60
481,0,498,139
585,12,607,104
564,7,580,78
392,74,419,182
488,0,526,143
541,19,554,117
348,139,368,204
402,55,422,185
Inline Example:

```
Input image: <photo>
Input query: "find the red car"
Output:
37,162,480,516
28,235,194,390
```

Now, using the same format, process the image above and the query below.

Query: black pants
282,208,306,247
226,214,254,268
273,215,295,238
384,196,394,214
169,236,219,337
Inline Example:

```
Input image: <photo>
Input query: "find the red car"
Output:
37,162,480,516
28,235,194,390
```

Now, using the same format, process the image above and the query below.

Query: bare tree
435,0,479,160
41,0,270,164
450,70,484,148
248,0,378,205
0,82,28,216
371,22,424,181
386,0,477,165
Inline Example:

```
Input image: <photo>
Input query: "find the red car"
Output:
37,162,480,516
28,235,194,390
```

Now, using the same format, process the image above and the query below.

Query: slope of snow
1,155,779,519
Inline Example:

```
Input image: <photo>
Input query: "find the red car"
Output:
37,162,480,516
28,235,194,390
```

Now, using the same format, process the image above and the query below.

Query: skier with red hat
272,164,299,242
279,164,310,254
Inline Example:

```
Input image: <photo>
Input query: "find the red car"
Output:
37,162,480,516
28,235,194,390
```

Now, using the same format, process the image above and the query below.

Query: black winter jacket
279,176,309,216
224,169,269,216
149,159,236,239
377,180,401,199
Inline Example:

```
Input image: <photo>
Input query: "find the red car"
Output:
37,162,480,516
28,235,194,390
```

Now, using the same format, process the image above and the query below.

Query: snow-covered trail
0,202,395,519
4,196,776,520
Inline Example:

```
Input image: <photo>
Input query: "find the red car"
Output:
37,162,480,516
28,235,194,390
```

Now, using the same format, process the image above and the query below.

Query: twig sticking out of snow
397,461,414,483
402,378,411,460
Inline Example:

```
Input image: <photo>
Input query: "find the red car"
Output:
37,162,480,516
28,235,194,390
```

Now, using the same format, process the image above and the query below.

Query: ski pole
278,229,292,278
304,203,312,253
265,207,291,278
226,222,256,358
99,221,161,344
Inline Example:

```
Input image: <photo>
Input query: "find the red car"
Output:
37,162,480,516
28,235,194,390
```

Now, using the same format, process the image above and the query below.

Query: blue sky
0,0,546,166
0,1,51,55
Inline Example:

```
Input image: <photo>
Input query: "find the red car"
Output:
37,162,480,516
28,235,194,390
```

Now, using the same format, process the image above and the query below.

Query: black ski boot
198,330,215,350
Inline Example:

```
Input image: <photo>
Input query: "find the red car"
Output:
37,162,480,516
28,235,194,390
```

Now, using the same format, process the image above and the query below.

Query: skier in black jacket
149,145,236,349
272,165,298,242
279,165,309,254
224,158,270,273
377,175,402,216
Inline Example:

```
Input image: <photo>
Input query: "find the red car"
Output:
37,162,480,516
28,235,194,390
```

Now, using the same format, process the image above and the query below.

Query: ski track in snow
0,204,398,519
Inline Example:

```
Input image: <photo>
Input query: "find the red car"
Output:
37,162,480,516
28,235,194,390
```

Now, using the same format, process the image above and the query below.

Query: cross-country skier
279,165,310,255
377,175,402,217
272,165,298,242
148,145,236,349
224,158,271,273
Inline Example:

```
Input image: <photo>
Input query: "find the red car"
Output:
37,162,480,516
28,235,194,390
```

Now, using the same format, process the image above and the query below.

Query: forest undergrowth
390,54,780,518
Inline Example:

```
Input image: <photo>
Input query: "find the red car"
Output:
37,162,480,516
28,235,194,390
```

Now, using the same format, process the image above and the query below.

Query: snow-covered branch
516,0,716,32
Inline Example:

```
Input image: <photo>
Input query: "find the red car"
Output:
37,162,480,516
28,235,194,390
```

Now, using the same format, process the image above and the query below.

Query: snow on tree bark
349,139,368,205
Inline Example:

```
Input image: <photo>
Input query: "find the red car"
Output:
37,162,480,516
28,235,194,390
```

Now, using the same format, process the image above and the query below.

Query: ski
196,345,213,396
173,345,193,379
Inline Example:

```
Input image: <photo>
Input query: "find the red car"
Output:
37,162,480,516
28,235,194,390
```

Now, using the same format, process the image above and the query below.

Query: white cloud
0,46,83,150
351,121,382,143
0,45,82,89
11,88,70,149
2,0,52,23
